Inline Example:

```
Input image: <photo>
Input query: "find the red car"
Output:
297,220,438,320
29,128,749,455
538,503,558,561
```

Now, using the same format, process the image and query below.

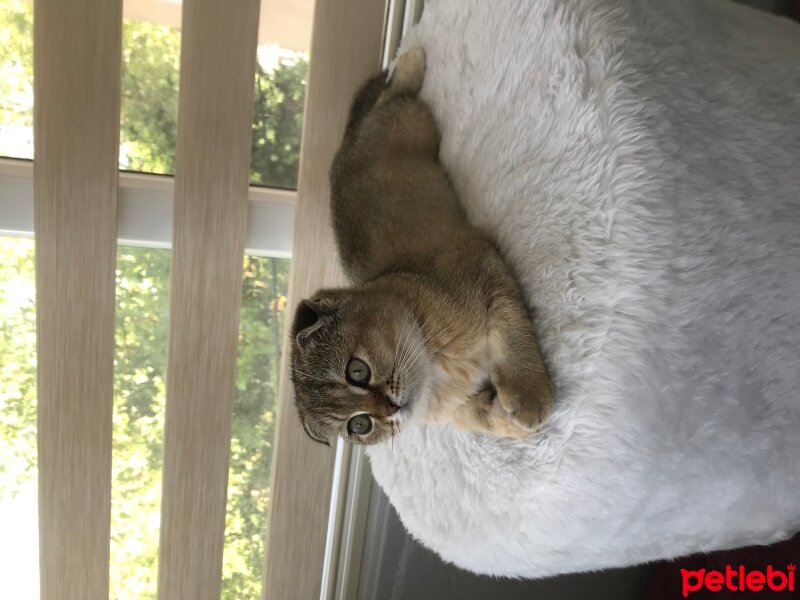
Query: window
0,0,32,160
0,0,309,191
110,247,171,599
0,0,306,596
109,248,290,598
0,0,395,596
0,236,36,599
0,241,290,599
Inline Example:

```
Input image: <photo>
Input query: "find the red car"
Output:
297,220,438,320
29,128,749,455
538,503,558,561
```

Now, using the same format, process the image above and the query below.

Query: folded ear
291,299,325,348
291,293,341,349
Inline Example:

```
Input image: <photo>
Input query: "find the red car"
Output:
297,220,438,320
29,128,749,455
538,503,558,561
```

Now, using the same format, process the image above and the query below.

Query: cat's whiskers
399,317,436,375
396,297,425,360
396,342,419,385
398,315,460,400
397,294,429,354
399,334,426,375
394,313,417,378
393,309,409,359
419,312,458,350
392,296,456,411
393,313,409,371
404,311,450,365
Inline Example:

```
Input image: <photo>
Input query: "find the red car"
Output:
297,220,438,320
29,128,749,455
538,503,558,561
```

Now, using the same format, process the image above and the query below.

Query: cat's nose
377,385,400,415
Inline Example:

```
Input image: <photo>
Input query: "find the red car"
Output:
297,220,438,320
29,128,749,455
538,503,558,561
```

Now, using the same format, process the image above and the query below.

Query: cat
290,48,554,445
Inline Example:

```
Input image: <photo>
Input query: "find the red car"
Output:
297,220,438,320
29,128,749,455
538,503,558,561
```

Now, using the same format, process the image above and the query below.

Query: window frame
0,157,295,258
320,1,424,598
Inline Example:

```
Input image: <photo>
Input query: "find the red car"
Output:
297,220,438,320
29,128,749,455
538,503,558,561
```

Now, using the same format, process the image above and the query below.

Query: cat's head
290,287,430,446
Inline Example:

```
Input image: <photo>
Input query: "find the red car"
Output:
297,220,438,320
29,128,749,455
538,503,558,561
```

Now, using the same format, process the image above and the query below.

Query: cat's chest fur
424,331,490,423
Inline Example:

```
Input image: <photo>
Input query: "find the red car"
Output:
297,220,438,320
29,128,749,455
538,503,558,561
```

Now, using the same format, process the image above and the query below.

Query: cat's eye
347,414,372,436
346,357,371,386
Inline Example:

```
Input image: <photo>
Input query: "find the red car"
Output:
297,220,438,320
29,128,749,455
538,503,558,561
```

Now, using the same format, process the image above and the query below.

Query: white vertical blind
27,0,393,596
261,0,389,597
33,0,123,597
156,0,261,597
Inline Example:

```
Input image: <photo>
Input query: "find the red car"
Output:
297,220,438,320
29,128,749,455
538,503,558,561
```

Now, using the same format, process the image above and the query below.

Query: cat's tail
385,47,426,99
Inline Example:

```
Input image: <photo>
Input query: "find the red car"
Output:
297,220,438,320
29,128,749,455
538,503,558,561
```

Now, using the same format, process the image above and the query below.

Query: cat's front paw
496,384,553,433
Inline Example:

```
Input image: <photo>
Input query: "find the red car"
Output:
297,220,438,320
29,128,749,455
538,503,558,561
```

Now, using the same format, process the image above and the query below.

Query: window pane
222,256,290,598
0,0,310,190
119,0,312,187
110,246,171,599
0,236,37,599
108,249,292,598
0,241,290,597
119,15,181,175
0,0,34,160
245,0,314,189
250,47,307,189
0,0,183,169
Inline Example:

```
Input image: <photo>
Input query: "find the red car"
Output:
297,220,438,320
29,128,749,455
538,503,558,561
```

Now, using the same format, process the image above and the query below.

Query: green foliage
106,248,289,599
223,256,289,599
251,58,308,189
118,19,308,189
110,247,171,599
0,0,33,158
0,241,289,599
0,5,302,598
0,0,32,112
0,238,36,498
120,21,181,174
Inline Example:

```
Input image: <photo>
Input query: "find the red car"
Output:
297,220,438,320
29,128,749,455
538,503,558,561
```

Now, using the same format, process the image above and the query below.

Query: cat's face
290,288,430,446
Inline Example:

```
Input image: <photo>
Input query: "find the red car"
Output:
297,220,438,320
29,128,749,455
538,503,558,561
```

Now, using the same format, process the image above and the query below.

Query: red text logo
681,564,795,597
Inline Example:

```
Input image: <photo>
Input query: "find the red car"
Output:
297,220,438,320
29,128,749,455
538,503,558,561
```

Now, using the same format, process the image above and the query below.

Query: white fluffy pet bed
366,0,800,578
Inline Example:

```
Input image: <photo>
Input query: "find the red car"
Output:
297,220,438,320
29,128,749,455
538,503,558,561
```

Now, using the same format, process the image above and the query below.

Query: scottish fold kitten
291,48,554,445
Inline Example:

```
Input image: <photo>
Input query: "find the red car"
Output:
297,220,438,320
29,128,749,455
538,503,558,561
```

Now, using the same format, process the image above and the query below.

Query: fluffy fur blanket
366,0,800,578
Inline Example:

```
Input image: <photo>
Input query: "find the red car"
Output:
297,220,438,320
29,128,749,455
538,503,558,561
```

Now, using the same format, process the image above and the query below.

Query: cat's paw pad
389,47,426,96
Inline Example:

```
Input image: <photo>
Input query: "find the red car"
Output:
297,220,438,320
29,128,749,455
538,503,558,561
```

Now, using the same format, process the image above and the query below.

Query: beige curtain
34,0,122,597
156,0,261,598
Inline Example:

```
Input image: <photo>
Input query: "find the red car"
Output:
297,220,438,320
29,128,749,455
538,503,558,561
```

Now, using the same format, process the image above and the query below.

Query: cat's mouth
390,392,414,412
385,396,412,422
